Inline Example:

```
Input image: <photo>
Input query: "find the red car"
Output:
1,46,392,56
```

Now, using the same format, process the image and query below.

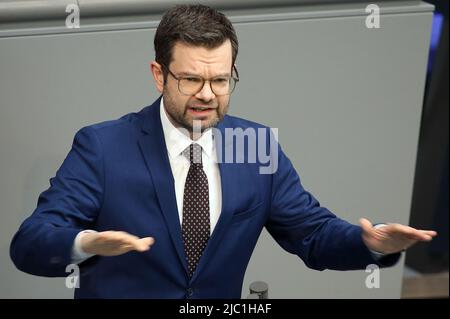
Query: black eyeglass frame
160,64,240,96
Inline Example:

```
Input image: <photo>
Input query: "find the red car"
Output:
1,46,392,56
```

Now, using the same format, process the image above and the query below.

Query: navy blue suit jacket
10,97,399,298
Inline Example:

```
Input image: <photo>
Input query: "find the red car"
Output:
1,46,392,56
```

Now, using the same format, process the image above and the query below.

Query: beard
162,86,229,133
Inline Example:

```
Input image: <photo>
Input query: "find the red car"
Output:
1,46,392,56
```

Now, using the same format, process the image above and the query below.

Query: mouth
188,106,216,116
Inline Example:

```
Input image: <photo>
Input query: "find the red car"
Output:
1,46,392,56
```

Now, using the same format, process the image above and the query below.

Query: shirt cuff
71,230,97,264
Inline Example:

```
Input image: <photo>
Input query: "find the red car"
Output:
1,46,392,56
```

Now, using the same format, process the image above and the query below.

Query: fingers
390,224,423,239
97,231,155,253
134,237,155,252
120,234,155,252
388,224,437,241
418,230,438,237
119,232,143,250
413,230,434,241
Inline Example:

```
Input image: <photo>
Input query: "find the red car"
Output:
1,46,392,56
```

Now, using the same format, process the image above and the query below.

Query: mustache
187,100,218,109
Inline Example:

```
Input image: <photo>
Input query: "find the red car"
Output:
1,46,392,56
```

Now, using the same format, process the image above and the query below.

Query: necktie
182,143,210,277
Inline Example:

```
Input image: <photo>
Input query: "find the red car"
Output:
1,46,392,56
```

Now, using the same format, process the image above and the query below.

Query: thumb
359,218,374,234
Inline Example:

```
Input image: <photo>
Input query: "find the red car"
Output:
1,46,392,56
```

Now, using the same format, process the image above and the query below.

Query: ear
150,61,164,93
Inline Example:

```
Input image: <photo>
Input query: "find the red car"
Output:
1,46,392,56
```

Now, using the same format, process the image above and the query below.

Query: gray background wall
0,0,433,298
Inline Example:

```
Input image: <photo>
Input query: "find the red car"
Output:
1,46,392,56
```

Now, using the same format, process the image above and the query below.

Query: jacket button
186,288,194,298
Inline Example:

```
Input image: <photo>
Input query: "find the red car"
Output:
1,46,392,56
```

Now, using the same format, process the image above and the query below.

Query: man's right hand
80,231,155,256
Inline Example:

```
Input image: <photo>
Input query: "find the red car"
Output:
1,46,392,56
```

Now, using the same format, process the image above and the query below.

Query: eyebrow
177,71,231,78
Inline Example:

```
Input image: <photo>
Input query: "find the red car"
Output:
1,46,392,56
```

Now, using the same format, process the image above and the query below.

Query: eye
184,77,202,83
212,78,229,84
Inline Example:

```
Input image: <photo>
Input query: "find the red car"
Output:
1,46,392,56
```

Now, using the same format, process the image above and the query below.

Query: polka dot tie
182,143,210,277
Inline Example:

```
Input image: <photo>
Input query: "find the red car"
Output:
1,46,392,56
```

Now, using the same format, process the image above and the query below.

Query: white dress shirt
71,98,222,263
159,98,222,234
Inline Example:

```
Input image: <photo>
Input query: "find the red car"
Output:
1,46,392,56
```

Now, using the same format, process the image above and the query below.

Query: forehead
170,40,232,74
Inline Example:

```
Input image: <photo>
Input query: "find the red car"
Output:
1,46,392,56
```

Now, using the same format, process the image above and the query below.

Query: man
10,4,436,298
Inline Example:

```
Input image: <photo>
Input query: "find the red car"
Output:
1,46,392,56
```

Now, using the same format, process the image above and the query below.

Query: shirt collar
159,97,214,160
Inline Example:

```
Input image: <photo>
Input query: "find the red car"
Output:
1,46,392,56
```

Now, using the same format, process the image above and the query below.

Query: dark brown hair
154,4,238,78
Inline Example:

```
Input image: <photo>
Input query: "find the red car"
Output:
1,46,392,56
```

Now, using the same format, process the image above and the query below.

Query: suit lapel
137,97,189,274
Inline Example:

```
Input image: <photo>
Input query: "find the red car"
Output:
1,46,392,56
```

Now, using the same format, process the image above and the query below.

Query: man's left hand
360,218,437,255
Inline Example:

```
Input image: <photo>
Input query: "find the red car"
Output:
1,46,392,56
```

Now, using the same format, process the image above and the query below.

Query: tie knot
183,143,202,165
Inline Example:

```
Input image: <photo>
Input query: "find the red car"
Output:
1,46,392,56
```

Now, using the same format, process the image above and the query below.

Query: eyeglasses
161,64,239,96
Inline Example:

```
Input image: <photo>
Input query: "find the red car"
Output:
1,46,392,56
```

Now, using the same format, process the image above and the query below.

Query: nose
195,80,216,102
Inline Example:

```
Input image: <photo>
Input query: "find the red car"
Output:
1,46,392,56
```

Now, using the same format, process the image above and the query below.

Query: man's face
156,40,233,134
